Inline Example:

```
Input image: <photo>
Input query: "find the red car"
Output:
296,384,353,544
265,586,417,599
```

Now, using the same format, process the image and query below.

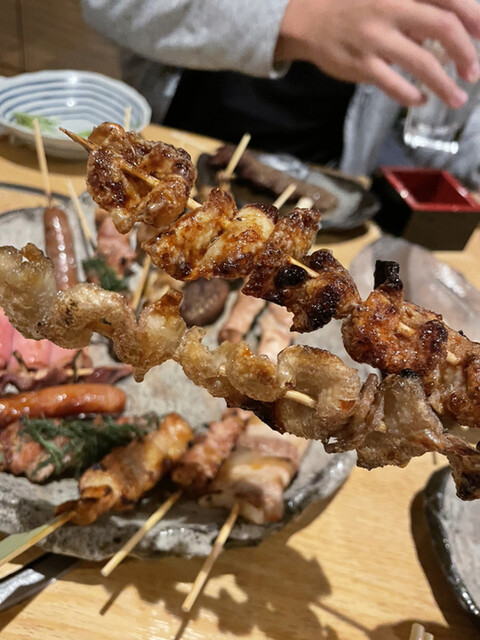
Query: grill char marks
243,211,360,332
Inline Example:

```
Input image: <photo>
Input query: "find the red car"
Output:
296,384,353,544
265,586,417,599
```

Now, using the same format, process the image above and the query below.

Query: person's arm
275,0,480,108
81,0,290,78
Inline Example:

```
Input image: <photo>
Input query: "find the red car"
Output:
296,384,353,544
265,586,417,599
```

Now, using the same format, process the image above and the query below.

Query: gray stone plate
424,468,480,626
0,190,355,560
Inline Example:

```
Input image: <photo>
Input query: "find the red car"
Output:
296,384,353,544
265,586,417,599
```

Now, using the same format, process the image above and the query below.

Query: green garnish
77,129,92,138
13,112,59,135
83,256,129,292
20,414,160,481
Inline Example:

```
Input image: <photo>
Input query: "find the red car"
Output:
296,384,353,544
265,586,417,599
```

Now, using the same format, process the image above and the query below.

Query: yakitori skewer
33,119,52,206
182,502,239,613
66,179,97,253
0,511,74,568
60,128,200,210
272,182,297,209
101,489,182,577
101,408,249,577
123,105,132,132
218,133,251,190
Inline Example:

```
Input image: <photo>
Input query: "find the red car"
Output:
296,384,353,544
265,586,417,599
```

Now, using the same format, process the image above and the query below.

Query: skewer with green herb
0,413,160,483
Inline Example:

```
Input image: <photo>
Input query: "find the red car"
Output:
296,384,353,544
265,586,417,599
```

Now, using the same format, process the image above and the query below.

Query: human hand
275,0,480,107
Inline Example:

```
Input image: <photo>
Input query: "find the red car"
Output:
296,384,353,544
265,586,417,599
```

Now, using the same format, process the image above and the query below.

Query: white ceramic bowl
0,70,152,159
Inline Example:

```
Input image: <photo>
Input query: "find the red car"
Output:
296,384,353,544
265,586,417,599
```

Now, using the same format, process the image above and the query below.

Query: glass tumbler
403,39,480,154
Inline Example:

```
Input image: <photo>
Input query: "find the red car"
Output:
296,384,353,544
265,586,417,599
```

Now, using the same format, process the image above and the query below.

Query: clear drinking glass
403,39,480,154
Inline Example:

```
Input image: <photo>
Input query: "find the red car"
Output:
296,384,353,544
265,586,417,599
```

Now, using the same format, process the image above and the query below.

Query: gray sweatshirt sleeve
81,0,290,78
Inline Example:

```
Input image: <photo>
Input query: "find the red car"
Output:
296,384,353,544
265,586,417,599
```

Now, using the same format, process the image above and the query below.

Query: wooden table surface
0,124,478,640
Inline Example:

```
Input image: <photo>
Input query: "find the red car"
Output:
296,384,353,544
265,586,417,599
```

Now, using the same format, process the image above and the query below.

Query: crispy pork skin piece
57,413,193,525
199,416,308,524
87,123,196,233
243,211,360,332
274,346,361,439
171,408,250,496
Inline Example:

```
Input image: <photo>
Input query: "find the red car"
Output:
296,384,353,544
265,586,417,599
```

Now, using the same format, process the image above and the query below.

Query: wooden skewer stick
295,196,314,209
66,179,97,253
131,255,151,311
61,128,200,211
101,490,182,577
33,119,52,206
123,105,132,131
222,133,251,181
288,256,320,279
273,183,297,209
0,511,74,569
182,502,240,613
218,364,316,408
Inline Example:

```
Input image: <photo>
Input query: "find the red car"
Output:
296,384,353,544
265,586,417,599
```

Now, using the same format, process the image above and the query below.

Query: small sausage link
44,206,78,291
0,384,126,428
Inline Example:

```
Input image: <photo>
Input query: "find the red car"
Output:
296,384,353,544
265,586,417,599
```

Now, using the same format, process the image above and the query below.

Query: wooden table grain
0,125,478,640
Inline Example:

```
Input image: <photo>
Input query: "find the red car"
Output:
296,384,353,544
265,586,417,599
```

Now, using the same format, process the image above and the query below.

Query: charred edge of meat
308,250,336,271
308,284,342,331
400,369,420,380
274,264,308,288
374,261,403,291
454,471,480,500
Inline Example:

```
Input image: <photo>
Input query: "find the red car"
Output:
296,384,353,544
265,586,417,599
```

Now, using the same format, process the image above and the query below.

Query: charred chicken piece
86,123,196,233
343,260,480,429
243,210,360,331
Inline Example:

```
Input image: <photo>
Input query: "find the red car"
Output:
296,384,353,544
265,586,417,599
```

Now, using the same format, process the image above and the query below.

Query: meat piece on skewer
342,261,480,430
257,304,295,362
87,122,197,232
218,291,266,344
199,416,309,524
180,278,230,326
43,205,79,291
171,408,250,496
243,209,360,332
56,413,193,525
95,207,136,277
0,414,154,483
0,383,127,429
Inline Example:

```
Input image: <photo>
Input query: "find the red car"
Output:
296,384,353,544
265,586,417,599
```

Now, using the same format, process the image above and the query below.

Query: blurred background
1,0,119,78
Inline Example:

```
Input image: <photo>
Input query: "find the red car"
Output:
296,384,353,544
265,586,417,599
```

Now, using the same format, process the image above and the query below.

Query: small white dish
0,70,151,159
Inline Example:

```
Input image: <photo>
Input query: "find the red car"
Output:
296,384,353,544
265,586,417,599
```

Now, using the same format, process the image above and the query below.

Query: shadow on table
68,492,341,640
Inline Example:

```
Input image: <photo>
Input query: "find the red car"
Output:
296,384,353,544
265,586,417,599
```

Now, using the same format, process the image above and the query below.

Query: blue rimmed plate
0,70,151,159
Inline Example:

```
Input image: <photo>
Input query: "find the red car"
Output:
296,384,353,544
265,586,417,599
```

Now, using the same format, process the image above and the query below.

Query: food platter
0,190,355,561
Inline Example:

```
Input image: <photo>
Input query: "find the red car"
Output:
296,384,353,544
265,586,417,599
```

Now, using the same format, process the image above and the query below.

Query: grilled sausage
0,384,126,428
43,206,78,291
